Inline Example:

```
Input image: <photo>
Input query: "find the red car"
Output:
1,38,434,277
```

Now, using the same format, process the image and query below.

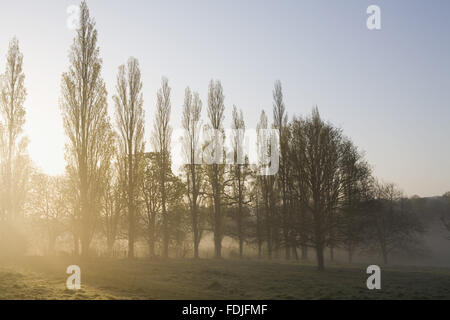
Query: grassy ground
0,256,450,299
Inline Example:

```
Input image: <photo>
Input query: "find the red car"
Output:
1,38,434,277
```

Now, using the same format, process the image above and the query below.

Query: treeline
0,2,442,270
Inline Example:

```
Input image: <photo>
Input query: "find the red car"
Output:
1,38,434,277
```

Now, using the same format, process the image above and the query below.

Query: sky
0,0,449,197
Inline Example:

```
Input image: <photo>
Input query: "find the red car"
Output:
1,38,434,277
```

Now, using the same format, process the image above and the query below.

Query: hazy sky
0,0,449,197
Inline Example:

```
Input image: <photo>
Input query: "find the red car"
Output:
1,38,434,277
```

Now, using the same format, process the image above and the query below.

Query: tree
152,77,172,258
165,173,187,257
227,105,251,258
288,108,343,270
337,138,372,263
181,87,204,258
248,178,264,258
272,80,291,260
140,152,161,258
28,173,70,255
100,143,124,257
364,182,425,265
140,151,186,258
113,57,145,259
256,110,277,259
61,1,111,257
64,164,82,255
0,37,28,222
205,80,226,258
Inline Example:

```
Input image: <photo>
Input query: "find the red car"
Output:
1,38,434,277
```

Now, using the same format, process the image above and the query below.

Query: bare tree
272,80,290,259
257,110,277,259
100,144,124,257
228,105,250,258
249,179,264,258
288,108,343,270
182,87,204,258
113,57,145,259
364,182,424,265
152,77,172,258
205,80,226,259
0,37,28,222
29,173,70,255
338,138,372,263
61,1,111,257
140,152,161,258
166,173,187,257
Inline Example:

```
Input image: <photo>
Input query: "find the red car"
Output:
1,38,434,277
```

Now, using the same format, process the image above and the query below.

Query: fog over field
0,0,449,301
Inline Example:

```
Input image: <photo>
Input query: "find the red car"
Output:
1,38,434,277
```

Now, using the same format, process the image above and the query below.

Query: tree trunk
292,245,299,261
267,228,272,260
162,157,169,259
213,164,222,259
316,243,325,271
148,216,156,258
214,230,222,258
127,142,135,259
256,199,262,259
314,205,325,270
282,196,290,260
192,200,200,259
301,245,308,260
162,173,169,259
214,200,222,259
80,164,90,259
193,222,199,259
274,237,280,259
238,203,243,259
128,210,135,259
284,243,291,260
162,208,168,258
265,196,272,260
348,244,353,264
239,238,244,259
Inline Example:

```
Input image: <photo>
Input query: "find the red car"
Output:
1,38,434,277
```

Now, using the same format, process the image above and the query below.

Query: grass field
1,256,450,300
